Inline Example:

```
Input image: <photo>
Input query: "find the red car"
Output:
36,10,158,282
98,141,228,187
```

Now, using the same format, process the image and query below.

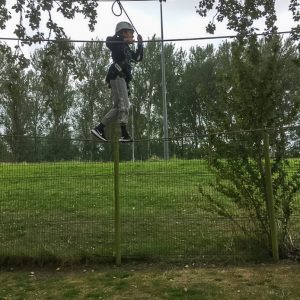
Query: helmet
115,21,134,34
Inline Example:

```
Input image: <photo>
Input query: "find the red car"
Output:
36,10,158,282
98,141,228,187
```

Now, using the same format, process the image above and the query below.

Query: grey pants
101,76,130,125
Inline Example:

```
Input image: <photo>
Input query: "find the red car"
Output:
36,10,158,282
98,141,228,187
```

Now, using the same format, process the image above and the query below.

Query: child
91,21,143,142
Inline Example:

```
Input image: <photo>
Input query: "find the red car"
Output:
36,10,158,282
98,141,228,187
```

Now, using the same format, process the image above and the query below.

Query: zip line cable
111,0,139,35
1,125,300,144
0,31,293,44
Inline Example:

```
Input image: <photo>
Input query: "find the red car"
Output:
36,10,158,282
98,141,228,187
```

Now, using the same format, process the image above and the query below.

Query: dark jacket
105,34,143,86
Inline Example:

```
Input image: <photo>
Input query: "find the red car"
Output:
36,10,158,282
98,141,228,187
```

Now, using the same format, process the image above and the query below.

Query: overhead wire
1,125,299,144
0,31,293,44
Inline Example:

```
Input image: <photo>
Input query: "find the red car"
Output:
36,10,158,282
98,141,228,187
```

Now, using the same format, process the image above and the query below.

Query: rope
111,0,139,35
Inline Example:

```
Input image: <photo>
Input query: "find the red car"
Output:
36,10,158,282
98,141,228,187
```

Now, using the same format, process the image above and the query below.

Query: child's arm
131,34,143,62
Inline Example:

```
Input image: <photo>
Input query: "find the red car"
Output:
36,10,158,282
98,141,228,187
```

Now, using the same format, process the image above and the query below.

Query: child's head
115,21,134,44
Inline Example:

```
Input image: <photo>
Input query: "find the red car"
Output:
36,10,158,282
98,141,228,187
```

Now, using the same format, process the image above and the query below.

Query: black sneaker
91,127,107,142
119,132,133,143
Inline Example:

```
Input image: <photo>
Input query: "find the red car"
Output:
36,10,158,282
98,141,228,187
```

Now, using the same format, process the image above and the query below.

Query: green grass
0,159,299,264
0,262,300,299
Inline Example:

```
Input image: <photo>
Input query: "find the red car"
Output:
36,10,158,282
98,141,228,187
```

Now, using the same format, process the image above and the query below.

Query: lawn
0,160,299,264
0,261,300,299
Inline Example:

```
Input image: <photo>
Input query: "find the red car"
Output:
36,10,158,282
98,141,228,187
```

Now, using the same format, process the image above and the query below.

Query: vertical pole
113,123,121,266
263,131,279,262
131,106,135,162
159,0,169,160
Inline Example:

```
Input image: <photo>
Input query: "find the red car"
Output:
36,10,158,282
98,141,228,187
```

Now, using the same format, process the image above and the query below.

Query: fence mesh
0,128,300,264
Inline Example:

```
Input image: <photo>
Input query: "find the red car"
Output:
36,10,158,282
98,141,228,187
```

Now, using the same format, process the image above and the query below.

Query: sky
1,0,298,53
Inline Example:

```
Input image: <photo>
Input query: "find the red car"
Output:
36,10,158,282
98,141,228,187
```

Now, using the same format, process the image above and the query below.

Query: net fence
0,0,299,266
0,127,299,264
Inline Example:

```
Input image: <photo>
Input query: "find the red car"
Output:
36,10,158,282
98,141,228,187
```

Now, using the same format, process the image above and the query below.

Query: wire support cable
0,31,293,44
1,125,300,144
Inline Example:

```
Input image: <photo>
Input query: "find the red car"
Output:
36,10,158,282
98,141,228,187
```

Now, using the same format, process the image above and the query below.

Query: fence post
263,131,279,262
113,123,121,266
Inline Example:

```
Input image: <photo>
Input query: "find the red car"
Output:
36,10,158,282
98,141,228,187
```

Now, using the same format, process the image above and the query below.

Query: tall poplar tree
0,44,32,161
31,42,76,160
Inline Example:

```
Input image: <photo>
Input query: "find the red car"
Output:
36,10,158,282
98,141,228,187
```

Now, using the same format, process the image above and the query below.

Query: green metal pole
263,131,279,262
113,123,121,266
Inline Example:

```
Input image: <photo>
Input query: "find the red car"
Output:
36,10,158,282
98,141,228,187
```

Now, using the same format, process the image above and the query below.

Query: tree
131,39,186,159
196,0,300,47
129,37,162,159
0,44,33,161
73,40,111,161
0,0,100,73
0,0,99,43
30,41,76,160
162,44,186,157
176,44,218,157
199,37,300,257
195,0,300,257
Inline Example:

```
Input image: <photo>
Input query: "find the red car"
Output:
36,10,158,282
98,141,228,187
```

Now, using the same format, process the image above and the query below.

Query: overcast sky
1,0,298,52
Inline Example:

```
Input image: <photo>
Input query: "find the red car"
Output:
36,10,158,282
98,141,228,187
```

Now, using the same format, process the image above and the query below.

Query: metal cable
1,125,299,144
0,30,293,44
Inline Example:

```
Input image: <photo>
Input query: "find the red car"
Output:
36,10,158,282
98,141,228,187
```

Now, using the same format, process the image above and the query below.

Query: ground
0,260,300,299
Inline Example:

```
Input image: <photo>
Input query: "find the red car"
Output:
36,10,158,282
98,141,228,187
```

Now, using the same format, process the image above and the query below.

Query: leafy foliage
0,44,32,161
73,40,111,160
30,41,77,160
199,37,300,256
197,0,300,49
195,0,300,256
3,0,99,43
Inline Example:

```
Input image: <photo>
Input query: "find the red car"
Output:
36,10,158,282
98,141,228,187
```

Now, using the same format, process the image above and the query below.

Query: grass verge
0,261,300,299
